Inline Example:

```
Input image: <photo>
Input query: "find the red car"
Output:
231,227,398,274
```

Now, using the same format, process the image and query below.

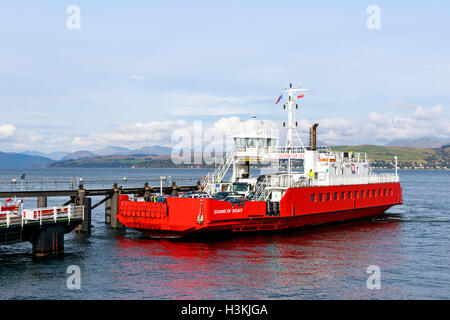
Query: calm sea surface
0,168,449,299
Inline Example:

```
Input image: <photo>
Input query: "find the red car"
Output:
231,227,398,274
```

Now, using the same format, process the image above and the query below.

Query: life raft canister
351,163,356,174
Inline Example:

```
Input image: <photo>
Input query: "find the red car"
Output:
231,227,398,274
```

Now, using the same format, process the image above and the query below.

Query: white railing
253,178,268,201
259,173,399,189
202,153,234,188
0,205,84,228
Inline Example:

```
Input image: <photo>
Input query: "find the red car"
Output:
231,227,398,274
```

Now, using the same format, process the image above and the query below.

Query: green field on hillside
331,145,438,162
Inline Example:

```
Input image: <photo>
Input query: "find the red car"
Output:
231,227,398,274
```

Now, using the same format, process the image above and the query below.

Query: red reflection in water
113,218,403,299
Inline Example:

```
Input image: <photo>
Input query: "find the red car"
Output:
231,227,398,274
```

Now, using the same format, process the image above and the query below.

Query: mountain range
0,151,54,168
2,139,449,168
0,145,173,168
21,145,173,161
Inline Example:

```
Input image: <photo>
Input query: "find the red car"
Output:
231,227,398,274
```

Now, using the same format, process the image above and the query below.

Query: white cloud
0,102,448,153
310,103,449,145
0,124,16,138
70,120,192,148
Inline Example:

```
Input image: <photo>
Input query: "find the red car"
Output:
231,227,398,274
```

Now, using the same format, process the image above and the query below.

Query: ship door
266,201,280,217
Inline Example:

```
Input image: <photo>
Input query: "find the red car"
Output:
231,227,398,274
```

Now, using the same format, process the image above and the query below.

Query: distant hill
89,145,172,156
386,137,450,148
61,150,98,161
332,145,436,162
0,152,53,168
22,150,69,160
48,154,192,168
127,145,172,155
48,144,450,168
93,146,130,156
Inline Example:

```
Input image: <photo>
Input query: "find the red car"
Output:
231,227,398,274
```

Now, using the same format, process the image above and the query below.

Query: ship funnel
309,123,319,151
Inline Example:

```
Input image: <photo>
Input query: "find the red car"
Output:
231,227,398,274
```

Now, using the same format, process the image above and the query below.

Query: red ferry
118,84,402,238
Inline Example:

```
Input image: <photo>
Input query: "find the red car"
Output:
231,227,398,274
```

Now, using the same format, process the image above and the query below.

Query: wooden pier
0,181,200,256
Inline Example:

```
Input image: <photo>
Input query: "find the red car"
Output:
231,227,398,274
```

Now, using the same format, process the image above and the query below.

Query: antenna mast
281,83,309,149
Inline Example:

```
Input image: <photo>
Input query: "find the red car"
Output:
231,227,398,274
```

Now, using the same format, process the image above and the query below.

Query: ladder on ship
202,153,234,189
253,178,268,201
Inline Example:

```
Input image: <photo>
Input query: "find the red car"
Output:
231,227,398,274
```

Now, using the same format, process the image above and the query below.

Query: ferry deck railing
0,205,84,229
255,172,399,191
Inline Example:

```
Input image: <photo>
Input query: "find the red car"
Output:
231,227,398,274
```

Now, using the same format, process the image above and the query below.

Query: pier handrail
1,205,85,229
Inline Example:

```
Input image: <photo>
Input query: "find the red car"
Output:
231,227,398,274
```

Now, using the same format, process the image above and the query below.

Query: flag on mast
275,94,283,104
297,94,304,99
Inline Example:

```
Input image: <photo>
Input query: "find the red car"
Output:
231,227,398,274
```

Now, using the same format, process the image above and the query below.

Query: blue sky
0,1,449,152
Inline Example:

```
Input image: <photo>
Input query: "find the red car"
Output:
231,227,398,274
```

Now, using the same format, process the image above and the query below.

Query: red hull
118,182,402,238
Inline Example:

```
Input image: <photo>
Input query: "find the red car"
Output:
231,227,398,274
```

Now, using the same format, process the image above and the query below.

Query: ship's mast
281,83,308,149
278,83,308,186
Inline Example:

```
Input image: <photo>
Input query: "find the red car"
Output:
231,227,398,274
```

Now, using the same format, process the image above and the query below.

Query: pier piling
74,186,91,234
109,183,124,230
37,196,47,208
105,197,111,224
32,223,65,257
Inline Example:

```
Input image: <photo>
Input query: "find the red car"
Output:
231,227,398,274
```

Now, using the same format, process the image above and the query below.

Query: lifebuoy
351,163,356,174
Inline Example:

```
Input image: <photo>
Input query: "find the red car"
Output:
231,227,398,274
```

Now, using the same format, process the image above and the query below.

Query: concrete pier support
171,181,179,196
37,196,47,208
110,183,124,230
74,186,91,234
105,198,112,224
143,182,152,201
32,224,65,257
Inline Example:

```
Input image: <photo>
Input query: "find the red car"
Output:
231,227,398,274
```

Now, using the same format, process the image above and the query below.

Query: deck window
378,189,381,196
327,193,330,201
389,188,392,195
372,190,375,197
383,189,386,196
311,193,315,203
334,192,338,200
361,190,364,198
341,192,345,199
319,193,323,202
354,191,358,199
367,190,370,197
348,191,351,199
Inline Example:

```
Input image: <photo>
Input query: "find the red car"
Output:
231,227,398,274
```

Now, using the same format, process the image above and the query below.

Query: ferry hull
118,182,402,238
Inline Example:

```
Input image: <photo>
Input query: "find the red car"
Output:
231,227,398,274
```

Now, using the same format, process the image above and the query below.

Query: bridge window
311,193,315,203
